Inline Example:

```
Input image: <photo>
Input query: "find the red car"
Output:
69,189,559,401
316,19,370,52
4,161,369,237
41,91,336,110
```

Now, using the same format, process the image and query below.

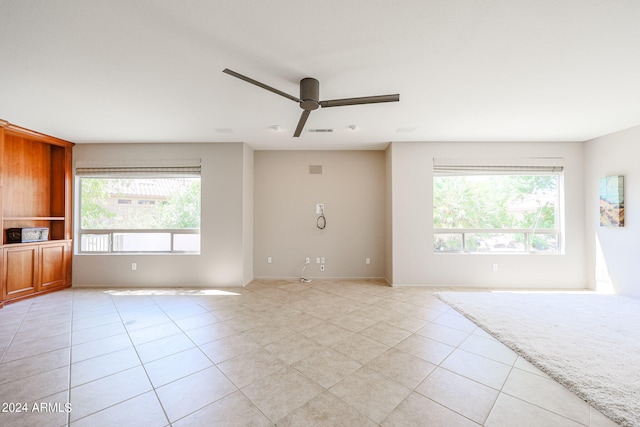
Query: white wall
389,141,586,289
73,143,251,287
242,144,254,285
585,125,640,296
253,150,386,280
385,144,394,283
71,138,607,290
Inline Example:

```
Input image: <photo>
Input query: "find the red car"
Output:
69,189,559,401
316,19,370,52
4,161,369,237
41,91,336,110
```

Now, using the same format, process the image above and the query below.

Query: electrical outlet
267,257,272,264
305,258,310,265
492,263,498,272
366,257,371,265
316,204,324,214
131,263,137,271
320,257,325,264
320,264,325,272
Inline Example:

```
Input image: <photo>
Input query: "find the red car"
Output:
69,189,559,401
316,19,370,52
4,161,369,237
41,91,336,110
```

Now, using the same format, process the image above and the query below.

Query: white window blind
433,157,564,176
75,159,201,177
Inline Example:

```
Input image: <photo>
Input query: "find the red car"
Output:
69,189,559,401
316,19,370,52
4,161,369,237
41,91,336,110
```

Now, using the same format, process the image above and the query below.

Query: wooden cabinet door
39,242,68,291
3,245,38,300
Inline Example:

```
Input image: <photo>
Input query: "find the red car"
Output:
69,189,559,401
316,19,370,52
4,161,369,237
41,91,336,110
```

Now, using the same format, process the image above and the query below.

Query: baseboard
252,276,388,282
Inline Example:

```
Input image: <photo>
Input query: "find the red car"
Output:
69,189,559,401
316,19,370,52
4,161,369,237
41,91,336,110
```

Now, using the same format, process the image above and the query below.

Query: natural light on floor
102,289,241,296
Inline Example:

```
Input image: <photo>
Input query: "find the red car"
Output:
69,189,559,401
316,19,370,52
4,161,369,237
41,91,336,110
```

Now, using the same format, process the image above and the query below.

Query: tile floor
0,280,620,426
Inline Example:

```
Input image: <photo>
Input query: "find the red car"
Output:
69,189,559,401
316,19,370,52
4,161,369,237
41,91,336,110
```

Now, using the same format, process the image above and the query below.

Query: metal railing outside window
433,228,560,254
79,229,200,254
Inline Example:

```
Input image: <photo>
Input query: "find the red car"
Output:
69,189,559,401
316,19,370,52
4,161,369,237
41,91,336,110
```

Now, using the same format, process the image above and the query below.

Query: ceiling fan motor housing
300,78,320,110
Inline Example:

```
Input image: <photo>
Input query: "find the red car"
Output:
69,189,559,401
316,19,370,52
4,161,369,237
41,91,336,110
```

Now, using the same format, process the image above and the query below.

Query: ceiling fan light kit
223,68,399,137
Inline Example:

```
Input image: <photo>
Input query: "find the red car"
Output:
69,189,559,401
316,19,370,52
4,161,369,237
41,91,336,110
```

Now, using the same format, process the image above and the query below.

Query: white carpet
436,291,640,426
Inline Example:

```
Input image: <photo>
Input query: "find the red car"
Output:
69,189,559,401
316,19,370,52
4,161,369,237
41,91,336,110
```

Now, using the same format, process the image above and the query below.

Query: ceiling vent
307,128,334,133
309,165,323,174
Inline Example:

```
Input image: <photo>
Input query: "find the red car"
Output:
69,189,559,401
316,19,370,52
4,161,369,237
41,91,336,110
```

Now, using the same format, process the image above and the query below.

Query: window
433,158,563,254
76,160,201,254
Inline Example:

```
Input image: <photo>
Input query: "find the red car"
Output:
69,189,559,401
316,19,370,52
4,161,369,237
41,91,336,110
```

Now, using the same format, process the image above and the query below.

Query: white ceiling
1,0,640,150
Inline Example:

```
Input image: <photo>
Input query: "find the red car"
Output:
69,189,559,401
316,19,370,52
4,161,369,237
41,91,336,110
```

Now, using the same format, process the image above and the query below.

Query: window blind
75,159,201,177
433,157,564,176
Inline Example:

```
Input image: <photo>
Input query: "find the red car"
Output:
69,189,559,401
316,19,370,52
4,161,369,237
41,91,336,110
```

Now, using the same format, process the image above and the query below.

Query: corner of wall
243,144,255,286
385,143,394,285
583,125,640,296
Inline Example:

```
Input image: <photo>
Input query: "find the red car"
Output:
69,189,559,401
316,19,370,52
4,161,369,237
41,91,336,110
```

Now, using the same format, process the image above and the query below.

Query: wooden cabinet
39,241,70,291
1,241,71,301
2,245,38,300
0,120,74,307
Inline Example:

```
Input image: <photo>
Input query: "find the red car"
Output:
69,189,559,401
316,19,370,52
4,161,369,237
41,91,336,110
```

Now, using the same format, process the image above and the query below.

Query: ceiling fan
223,68,400,137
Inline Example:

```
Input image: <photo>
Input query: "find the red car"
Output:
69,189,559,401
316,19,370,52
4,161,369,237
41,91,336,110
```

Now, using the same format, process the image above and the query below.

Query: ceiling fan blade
223,69,301,103
293,110,311,137
319,94,399,108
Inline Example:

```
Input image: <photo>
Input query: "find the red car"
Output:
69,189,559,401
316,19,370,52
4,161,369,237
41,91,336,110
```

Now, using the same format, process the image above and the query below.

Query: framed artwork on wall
600,175,624,227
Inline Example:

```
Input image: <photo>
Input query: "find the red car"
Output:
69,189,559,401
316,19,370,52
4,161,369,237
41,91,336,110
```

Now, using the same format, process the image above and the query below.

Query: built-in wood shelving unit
0,120,74,307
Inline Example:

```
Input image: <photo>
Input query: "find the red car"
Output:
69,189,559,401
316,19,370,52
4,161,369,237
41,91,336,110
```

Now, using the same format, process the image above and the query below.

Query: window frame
74,160,201,255
432,158,564,255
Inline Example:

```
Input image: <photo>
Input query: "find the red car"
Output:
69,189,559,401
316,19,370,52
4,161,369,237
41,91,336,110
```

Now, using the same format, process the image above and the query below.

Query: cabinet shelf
4,217,66,221
3,238,71,246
